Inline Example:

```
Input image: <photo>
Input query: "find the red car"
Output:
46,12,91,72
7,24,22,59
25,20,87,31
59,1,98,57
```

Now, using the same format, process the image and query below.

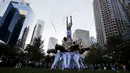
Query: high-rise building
0,16,2,26
123,0,130,6
7,14,26,46
119,0,130,40
0,0,35,46
0,1,27,46
19,26,29,49
48,37,58,50
0,16,1,19
30,20,44,45
93,0,130,47
0,0,28,17
73,29,90,48
14,0,36,45
0,0,6,27
0,0,7,17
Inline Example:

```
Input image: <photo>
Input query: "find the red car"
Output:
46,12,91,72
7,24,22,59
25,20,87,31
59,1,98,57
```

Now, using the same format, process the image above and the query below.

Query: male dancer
72,43,81,70
71,43,89,70
50,43,66,70
79,47,90,69
66,16,73,39
79,47,86,69
62,37,69,69
65,16,73,68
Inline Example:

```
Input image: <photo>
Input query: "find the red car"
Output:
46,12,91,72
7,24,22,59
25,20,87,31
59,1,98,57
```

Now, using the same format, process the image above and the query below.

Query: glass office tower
0,1,26,45
0,1,36,46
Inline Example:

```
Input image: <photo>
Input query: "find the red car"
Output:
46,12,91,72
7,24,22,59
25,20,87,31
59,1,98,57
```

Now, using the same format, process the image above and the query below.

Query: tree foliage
86,46,102,64
25,37,45,61
0,43,18,56
102,36,130,64
86,36,130,66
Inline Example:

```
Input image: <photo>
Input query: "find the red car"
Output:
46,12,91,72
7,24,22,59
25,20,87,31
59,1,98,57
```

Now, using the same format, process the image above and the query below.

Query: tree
103,36,130,64
0,43,18,56
25,37,45,61
86,45,102,64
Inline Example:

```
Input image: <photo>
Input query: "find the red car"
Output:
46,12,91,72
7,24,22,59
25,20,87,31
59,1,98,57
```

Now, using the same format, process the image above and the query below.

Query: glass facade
0,1,36,46
19,26,29,49
0,0,7,17
0,2,17,43
16,2,36,46
30,20,44,45
8,15,26,46
0,16,2,26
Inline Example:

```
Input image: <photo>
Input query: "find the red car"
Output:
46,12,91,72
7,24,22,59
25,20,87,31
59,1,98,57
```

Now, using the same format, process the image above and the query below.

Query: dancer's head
63,37,67,41
73,41,76,44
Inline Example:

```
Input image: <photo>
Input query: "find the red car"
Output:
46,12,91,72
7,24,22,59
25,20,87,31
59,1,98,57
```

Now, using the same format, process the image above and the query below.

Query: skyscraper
0,0,35,46
0,0,7,17
0,16,2,26
93,0,130,47
48,37,58,50
19,26,29,49
0,0,28,17
73,29,90,48
30,19,44,45
123,0,130,6
119,0,130,39
0,0,7,27
7,14,26,46
0,1,27,46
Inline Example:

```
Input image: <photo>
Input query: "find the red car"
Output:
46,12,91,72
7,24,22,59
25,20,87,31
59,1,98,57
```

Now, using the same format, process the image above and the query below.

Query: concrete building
119,0,130,40
73,29,90,48
73,29,90,59
93,0,130,47
48,37,58,50
123,0,130,6
30,20,44,45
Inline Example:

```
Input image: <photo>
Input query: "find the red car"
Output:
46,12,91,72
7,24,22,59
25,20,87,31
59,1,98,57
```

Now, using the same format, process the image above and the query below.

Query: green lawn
0,68,129,73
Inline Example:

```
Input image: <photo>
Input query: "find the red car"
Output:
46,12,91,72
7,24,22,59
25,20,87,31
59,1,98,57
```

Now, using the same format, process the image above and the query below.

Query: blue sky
30,0,96,51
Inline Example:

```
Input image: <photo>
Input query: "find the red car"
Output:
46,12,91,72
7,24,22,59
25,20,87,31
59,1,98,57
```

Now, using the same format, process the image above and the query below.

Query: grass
0,68,129,73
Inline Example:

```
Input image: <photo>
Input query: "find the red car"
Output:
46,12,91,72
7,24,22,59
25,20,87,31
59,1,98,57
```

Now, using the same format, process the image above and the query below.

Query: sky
30,0,96,52
0,0,96,52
